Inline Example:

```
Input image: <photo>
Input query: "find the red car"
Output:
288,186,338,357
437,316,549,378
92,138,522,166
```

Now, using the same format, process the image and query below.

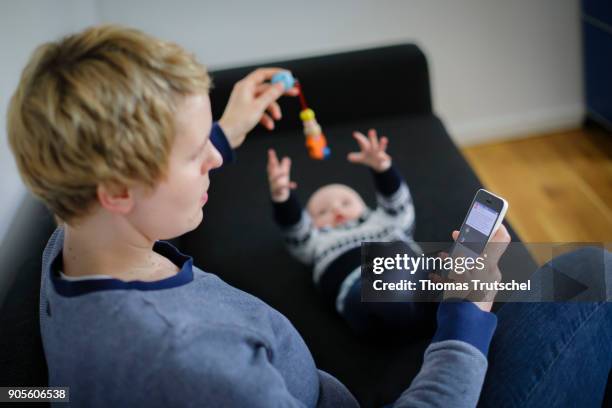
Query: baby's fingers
352,131,371,152
368,129,379,150
379,136,389,151
280,156,292,173
271,177,295,194
347,151,365,164
267,149,280,168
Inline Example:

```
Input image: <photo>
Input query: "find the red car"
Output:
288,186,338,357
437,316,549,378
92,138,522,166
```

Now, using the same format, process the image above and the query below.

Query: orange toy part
305,133,329,160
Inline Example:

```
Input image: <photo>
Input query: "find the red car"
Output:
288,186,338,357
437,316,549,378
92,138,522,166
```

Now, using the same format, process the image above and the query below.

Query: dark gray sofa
2,44,607,407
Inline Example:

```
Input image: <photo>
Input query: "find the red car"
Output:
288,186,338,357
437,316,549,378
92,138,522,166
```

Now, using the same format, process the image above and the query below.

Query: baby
268,129,435,335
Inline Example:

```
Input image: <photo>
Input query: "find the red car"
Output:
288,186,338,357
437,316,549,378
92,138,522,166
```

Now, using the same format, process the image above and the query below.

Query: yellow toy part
299,108,315,122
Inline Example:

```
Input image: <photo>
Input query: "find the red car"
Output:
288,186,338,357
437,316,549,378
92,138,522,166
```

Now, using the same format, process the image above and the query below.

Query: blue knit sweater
39,123,497,407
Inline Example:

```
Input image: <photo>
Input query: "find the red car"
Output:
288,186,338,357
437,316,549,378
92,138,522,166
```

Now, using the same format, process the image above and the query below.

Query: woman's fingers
254,83,271,95
428,273,443,283
260,113,275,130
284,86,300,96
267,101,282,120
254,85,282,121
491,224,511,243
245,67,286,85
255,83,285,113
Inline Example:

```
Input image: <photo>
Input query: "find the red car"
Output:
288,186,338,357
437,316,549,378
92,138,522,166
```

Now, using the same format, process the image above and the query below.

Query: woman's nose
202,147,223,174
211,146,223,169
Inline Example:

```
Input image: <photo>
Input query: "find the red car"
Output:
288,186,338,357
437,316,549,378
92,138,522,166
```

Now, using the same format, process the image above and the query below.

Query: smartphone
450,189,508,258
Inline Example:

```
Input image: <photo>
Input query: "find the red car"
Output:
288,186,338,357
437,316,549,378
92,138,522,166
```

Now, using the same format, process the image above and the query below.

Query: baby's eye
342,200,351,206
318,209,328,216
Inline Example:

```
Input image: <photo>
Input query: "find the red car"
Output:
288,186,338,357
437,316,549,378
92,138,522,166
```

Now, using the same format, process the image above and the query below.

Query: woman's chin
181,208,204,233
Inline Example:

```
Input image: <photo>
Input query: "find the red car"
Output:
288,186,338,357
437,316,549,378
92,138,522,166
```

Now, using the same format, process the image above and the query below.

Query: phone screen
456,201,500,255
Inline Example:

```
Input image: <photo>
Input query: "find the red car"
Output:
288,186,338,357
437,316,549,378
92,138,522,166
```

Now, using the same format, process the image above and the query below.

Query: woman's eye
192,148,206,161
192,140,209,160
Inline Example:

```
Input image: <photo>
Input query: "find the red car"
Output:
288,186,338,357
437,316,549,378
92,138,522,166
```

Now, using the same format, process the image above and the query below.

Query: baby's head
307,184,366,228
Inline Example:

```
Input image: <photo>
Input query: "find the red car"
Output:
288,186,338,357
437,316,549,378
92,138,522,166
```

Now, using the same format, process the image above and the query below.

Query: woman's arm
393,301,497,408
394,227,510,406
210,122,236,167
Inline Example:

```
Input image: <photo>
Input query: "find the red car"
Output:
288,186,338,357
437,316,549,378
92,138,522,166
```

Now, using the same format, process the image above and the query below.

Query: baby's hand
267,149,297,202
347,129,392,172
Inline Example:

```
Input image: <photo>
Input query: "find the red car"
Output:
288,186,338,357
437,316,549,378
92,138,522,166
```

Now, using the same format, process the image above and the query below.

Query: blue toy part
271,71,295,91
323,146,331,159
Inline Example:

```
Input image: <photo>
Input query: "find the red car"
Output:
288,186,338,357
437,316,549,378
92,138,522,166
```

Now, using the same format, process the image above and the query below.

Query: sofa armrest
209,44,432,133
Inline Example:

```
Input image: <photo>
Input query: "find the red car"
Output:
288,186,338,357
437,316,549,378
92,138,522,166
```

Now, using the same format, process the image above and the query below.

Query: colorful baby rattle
271,71,331,160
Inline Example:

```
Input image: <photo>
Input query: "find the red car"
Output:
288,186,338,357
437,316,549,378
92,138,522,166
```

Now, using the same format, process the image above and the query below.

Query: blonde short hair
7,25,211,222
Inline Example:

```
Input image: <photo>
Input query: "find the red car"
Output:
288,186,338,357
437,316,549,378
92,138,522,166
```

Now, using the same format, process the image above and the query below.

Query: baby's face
307,184,366,228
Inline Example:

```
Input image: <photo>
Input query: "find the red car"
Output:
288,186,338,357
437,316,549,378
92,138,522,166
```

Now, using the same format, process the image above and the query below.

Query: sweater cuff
210,122,235,166
371,165,402,197
272,192,303,227
432,300,497,357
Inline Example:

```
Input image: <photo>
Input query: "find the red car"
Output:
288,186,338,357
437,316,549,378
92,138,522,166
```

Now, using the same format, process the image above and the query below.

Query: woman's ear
97,183,134,215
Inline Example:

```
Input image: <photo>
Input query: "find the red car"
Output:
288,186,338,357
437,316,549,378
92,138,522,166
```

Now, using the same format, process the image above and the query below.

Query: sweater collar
47,227,194,297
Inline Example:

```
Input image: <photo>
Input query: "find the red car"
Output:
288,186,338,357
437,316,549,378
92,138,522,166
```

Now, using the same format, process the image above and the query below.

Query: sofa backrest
209,44,432,133
0,195,54,387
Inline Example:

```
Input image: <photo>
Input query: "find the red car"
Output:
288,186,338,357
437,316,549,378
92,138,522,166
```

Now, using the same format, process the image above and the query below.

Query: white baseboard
446,104,585,147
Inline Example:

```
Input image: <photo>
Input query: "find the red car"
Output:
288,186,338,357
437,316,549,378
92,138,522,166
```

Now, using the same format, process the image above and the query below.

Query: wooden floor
461,127,612,263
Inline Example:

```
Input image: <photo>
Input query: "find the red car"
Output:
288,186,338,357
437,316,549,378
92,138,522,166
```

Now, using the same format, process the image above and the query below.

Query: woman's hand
347,129,392,172
267,149,297,203
218,68,298,149
431,224,511,312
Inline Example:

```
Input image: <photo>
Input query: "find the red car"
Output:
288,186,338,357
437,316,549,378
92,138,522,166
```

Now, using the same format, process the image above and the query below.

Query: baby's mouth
333,214,346,225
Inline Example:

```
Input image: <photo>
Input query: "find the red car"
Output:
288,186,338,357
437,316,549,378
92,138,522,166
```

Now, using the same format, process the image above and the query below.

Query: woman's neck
61,212,179,282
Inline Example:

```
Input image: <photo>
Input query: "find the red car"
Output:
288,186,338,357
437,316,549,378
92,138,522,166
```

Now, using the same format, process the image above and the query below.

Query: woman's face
127,93,223,240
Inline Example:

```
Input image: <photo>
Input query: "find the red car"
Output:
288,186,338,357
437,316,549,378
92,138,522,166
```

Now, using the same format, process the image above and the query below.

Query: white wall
95,0,583,144
0,0,97,248
0,0,583,245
